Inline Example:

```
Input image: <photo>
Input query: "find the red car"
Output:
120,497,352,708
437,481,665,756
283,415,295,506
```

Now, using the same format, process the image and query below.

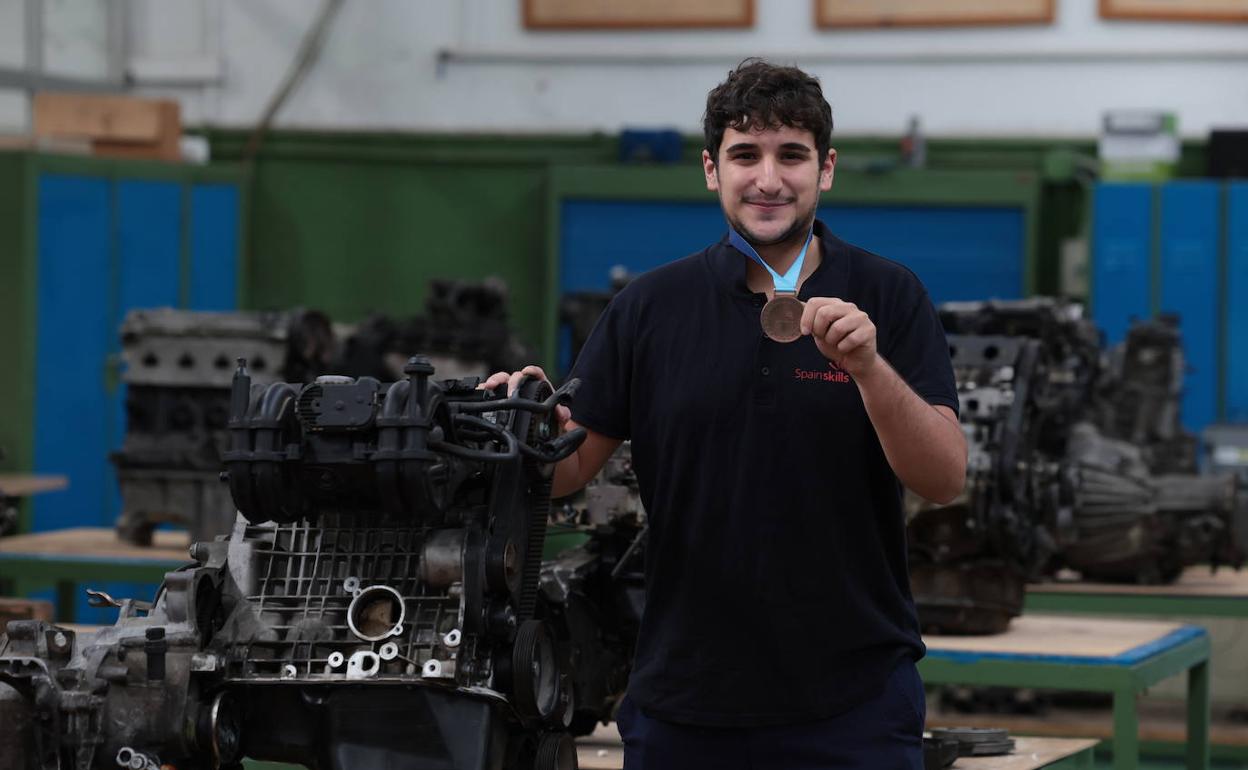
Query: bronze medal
760,293,804,343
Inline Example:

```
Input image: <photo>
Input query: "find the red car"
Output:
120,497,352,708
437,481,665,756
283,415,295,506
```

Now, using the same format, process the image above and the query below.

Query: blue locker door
821,204,1025,304
33,174,113,531
1159,182,1221,433
112,180,183,525
1228,183,1248,423
189,183,241,310
96,180,184,625
1091,183,1154,346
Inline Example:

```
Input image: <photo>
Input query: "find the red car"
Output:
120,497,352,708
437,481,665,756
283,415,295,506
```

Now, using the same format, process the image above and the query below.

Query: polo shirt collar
707,218,844,300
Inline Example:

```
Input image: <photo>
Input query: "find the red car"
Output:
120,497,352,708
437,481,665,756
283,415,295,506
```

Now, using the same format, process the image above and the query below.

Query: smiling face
703,122,836,250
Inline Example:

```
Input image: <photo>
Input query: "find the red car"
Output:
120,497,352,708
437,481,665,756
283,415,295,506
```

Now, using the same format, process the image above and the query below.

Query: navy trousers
616,660,925,770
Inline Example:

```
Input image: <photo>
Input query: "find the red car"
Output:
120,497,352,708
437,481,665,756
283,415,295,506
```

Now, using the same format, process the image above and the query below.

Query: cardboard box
32,92,182,162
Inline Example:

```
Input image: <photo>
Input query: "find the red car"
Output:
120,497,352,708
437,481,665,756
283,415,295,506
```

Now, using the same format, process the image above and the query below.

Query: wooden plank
575,724,1096,769
33,93,165,143
816,0,1054,27
1100,0,1248,21
524,0,753,28
924,615,1185,659
1030,567,1248,598
0,527,189,562
0,473,68,497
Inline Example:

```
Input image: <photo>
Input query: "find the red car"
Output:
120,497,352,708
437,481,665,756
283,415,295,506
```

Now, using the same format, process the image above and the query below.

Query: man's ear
703,149,719,192
820,148,837,191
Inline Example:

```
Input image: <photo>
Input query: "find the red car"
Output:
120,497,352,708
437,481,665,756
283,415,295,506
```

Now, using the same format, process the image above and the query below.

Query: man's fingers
800,298,834,336
836,325,873,353
811,303,845,340
556,404,571,424
478,371,511,391
509,364,550,396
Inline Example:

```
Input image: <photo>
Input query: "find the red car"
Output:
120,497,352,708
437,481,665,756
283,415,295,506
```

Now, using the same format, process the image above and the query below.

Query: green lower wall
242,157,551,348
0,153,33,476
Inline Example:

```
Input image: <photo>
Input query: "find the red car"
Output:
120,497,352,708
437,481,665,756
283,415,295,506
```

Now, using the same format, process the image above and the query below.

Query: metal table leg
1112,685,1139,770
1187,658,1210,770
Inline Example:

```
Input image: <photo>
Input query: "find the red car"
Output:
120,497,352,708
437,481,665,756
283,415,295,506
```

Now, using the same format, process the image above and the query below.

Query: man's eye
732,153,756,161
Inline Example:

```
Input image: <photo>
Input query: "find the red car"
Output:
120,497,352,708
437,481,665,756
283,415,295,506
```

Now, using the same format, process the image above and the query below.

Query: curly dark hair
703,58,833,164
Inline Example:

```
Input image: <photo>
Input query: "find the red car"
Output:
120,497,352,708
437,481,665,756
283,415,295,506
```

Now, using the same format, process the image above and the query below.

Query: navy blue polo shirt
568,218,959,727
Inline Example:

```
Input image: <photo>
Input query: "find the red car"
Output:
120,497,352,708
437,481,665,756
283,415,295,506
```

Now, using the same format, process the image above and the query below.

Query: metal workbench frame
920,625,1211,770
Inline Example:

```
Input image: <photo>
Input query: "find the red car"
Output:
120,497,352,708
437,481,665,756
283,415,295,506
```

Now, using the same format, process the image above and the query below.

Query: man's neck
746,234,822,296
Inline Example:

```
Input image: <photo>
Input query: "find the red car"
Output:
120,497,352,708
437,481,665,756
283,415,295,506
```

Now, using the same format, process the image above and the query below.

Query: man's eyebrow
723,141,813,154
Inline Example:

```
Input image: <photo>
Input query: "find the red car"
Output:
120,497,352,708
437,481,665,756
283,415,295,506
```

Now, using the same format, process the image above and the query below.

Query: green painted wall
0,153,34,476
241,157,551,350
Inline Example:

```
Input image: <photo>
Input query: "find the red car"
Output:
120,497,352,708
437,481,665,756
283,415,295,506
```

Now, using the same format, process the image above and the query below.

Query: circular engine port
346,585,406,641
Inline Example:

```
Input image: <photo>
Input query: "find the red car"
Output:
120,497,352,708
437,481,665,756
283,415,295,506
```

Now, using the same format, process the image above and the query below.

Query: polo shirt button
761,366,770,376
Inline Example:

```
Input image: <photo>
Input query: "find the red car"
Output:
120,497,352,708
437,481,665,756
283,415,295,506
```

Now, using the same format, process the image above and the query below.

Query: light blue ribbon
728,226,814,294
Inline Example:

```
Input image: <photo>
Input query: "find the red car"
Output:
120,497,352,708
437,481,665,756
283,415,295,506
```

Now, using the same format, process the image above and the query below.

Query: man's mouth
744,199,793,209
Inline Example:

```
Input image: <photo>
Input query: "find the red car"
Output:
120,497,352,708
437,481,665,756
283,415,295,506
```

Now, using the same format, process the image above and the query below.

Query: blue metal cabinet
1228,183,1248,423
1091,183,1154,346
26,167,242,624
190,183,242,310
1091,180,1248,433
33,175,115,531
1158,182,1221,432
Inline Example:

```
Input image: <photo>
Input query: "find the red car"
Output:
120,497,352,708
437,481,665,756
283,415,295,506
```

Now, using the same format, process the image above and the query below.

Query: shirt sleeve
566,291,634,440
882,286,960,417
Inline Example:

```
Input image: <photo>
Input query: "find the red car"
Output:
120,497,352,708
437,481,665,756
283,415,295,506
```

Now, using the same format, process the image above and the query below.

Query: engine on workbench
907,300,1240,634
2,357,588,770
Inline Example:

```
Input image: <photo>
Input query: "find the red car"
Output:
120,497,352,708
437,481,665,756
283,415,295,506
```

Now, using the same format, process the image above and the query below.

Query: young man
485,59,965,769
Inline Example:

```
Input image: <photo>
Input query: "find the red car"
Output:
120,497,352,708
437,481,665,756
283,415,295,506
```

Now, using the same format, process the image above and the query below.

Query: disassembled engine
113,280,534,546
542,442,645,736
908,300,1241,633
339,279,536,384
112,308,327,545
4,358,589,769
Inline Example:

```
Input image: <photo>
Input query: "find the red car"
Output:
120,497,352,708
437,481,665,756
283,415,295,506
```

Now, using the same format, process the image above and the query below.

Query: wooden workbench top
0,527,190,563
574,724,1097,769
924,615,1187,660
0,474,68,498
1029,566,1248,597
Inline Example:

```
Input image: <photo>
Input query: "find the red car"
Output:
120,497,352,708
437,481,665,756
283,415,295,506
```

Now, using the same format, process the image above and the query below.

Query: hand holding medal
729,227,813,344
799,297,879,377
729,225,879,375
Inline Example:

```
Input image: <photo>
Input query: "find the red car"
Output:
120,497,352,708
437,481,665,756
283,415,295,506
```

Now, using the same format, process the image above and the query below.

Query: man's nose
755,157,782,196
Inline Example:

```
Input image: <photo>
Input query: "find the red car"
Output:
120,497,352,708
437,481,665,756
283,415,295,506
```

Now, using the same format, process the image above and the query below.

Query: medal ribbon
728,226,814,294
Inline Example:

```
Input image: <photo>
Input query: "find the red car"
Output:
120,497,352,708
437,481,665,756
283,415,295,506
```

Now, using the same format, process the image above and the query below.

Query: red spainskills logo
794,361,851,384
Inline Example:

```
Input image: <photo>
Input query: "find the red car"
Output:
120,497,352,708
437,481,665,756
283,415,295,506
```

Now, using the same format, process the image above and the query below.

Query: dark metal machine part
542,442,646,736
113,281,535,546
908,300,1241,634
3,357,587,770
111,307,335,545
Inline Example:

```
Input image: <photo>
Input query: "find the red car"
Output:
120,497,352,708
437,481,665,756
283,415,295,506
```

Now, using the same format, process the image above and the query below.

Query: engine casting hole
346,584,406,641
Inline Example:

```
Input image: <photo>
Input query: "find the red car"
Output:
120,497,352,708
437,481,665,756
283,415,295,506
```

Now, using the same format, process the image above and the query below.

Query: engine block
2,357,586,770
